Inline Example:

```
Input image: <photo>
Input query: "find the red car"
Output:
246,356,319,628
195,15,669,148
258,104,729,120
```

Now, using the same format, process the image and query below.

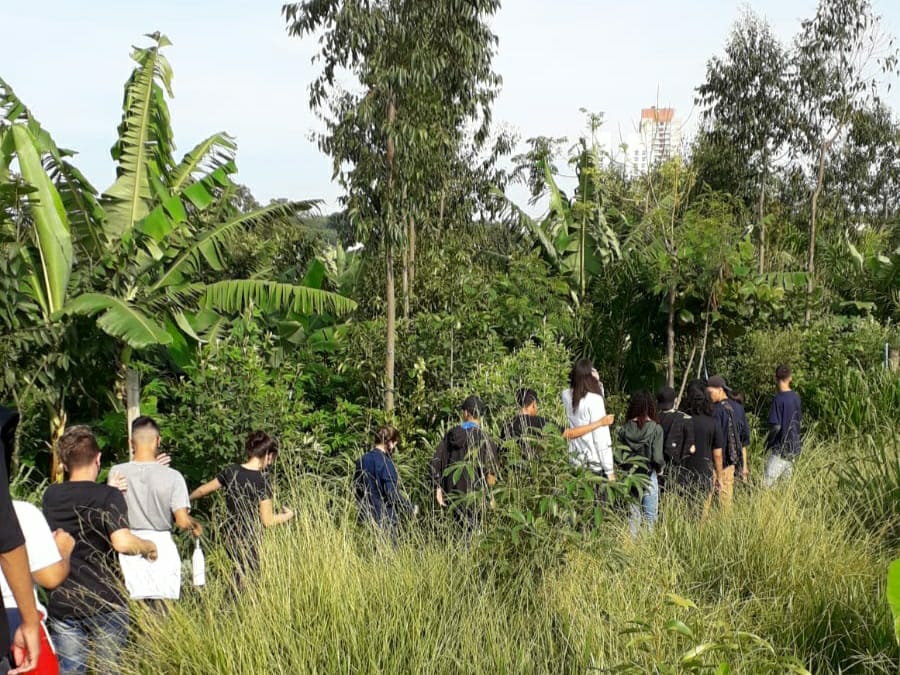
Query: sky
2,0,900,212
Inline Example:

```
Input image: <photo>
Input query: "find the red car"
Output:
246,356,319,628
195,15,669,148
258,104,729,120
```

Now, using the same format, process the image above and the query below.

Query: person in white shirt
561,359,616,479
0,500,74,674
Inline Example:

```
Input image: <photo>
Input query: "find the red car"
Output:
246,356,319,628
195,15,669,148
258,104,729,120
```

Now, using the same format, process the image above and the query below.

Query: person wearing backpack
430,396,498,533
617,391,665,535
706,375,748,513
656,386,694,492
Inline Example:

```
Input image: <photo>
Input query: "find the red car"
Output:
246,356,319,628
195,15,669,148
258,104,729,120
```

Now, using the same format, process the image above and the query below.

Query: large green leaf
170,133,236,193
66,293,172,349
2,125,73,317
202,280,357,317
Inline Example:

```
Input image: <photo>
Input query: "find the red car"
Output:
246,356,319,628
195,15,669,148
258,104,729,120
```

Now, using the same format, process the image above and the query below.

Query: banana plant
1,33,357,468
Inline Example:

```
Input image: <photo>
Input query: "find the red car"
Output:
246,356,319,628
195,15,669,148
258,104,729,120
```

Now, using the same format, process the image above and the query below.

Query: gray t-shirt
110,461,191,532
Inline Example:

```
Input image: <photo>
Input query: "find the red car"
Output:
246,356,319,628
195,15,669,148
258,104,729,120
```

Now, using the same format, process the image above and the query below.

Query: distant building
623,107,683,178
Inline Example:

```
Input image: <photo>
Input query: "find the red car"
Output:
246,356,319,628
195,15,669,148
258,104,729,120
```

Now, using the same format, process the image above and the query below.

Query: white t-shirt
561,388,614,476
0,501,62,612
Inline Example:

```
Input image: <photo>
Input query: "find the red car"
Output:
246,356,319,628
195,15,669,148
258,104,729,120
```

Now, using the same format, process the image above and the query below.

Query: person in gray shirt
109,417,200,601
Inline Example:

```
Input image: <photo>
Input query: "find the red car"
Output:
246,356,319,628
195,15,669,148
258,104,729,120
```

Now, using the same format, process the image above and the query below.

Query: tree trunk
666,286,676,387
385,242,396,414
49,404,66,483
676,344,697,408
408,214,415,315
697,292,713,379
806,131,840,325
125,367,141,458
401,240,410,321
757,168,767,274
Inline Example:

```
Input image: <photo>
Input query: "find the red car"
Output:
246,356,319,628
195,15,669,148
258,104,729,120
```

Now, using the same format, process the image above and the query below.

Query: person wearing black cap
706,375,749,512
501,388,546,461
656,386,694,491
430,395,498,532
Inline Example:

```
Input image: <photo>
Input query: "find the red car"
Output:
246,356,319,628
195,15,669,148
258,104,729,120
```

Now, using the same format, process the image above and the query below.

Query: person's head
58,425,102,478
705,375,731,403
460,395,486,422
776,364,793,389
374,425,400,454
680,384,712,417
130,416,161,458
246,431,279,467
515,388,538,416
729,389,745,405
626,390,658,428
570,358,601,410
656,386,676,411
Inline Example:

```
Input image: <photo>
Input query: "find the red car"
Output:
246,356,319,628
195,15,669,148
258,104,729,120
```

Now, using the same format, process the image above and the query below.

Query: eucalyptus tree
696,9,790,273
284,0,502,414
791,0,898,323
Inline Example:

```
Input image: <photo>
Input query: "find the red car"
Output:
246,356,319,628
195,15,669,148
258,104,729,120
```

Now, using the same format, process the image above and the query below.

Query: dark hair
729,389,745,405
374,425,400,446
131,416,160,435
656,386,676,409
58,425,100,470
246,431,278,459
775,364,792,382
625,390,658,428
515,388,538,409
570,358,601,411
681,385,712,417
460,395,486,418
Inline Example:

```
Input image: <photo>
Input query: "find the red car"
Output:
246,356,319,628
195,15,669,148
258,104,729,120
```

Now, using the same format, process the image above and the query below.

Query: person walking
353,426,415,540
109,416,201,604
706,375,747,512
656,386,694,492
501,388,547,461
190,431,293,580
42,426,158,675
561,359,616,480
617,391,664,535
677,382,725,517
763,365,802,487
430,396,498,533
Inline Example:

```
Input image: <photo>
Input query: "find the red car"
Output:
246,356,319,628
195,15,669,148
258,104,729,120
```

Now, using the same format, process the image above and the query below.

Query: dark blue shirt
767,390,802,457
353,449,412,525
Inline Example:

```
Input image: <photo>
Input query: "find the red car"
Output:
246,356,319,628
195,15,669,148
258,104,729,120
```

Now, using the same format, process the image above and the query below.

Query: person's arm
31,529,74,590
651,424,665,474
173,508,202,537
589,397,615,479
430,437,449,507
712,448,725,490
562,415,615,440
1,545,41,674
259,499,294,527
109,529,157,559
190,478,221,501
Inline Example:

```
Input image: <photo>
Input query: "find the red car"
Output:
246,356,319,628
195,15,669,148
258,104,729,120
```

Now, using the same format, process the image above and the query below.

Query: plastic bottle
192,539,206,587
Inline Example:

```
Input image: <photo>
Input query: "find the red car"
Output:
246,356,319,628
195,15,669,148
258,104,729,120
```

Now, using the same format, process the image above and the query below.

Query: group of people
0,361,801,673
352,360,802,539
0,416,293,674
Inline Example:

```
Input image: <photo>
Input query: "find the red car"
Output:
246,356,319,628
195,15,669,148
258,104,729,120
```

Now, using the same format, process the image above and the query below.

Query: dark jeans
49,610,129,675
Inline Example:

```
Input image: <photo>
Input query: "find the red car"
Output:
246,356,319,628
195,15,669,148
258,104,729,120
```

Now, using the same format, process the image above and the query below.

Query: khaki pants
703,465,735,519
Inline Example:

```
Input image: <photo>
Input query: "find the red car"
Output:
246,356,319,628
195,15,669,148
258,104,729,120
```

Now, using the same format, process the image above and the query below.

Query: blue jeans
49,610,129,675
628,470,659,536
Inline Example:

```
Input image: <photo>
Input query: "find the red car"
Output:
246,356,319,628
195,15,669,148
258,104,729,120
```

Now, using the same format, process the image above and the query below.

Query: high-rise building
624,107,682,178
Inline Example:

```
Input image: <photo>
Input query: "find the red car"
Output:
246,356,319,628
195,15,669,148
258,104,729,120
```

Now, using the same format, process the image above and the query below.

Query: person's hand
281,506,295,521
191,521,203,538
10,616,40,674
486,473,497,488
53,529,76,558
108,471,127,493
435,488,446,508
600,414,615,426
156,453,172,467
142,542,158,562
606,472,616,482
741,466,749,482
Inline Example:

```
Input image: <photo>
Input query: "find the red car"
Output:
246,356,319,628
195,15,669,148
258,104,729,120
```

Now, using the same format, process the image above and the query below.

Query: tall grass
121,449,898,674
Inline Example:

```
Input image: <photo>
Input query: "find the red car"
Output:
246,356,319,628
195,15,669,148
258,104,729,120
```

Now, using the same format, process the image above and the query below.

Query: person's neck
132,449,156,463
778,382,791,393
242,457,265,471
68,468,98,482
374,443,387,454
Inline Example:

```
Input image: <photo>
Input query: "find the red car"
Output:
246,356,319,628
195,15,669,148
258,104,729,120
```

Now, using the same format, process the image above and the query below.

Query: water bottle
192,539,206,587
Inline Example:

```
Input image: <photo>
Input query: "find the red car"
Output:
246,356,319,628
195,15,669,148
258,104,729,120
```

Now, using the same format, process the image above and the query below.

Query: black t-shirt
0,452,25,657
679,414,724,483
42,481,130,619
502,414,547,459
216,464,273,541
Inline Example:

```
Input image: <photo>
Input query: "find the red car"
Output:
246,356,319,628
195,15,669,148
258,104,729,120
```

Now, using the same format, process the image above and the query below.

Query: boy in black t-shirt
501,388,547,461
43,426,157,675
764,365,802,488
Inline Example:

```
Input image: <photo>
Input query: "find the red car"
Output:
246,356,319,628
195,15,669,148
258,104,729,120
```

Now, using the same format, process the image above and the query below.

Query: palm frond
202,280,357,317
171,133,237,193
66,292,171,349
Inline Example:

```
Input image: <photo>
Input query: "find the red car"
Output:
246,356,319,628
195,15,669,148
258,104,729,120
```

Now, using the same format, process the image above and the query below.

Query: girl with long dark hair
561,359,615,480
678,382,724,516
618,390,664,534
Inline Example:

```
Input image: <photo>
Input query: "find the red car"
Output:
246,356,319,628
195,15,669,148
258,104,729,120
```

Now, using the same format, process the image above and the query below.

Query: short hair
775,364,792,382
656,386,676,409
58,425,100,470
131,416,160,436
246,431,278,459
515,388,538,409
374,425,400,446
460,395,486,418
